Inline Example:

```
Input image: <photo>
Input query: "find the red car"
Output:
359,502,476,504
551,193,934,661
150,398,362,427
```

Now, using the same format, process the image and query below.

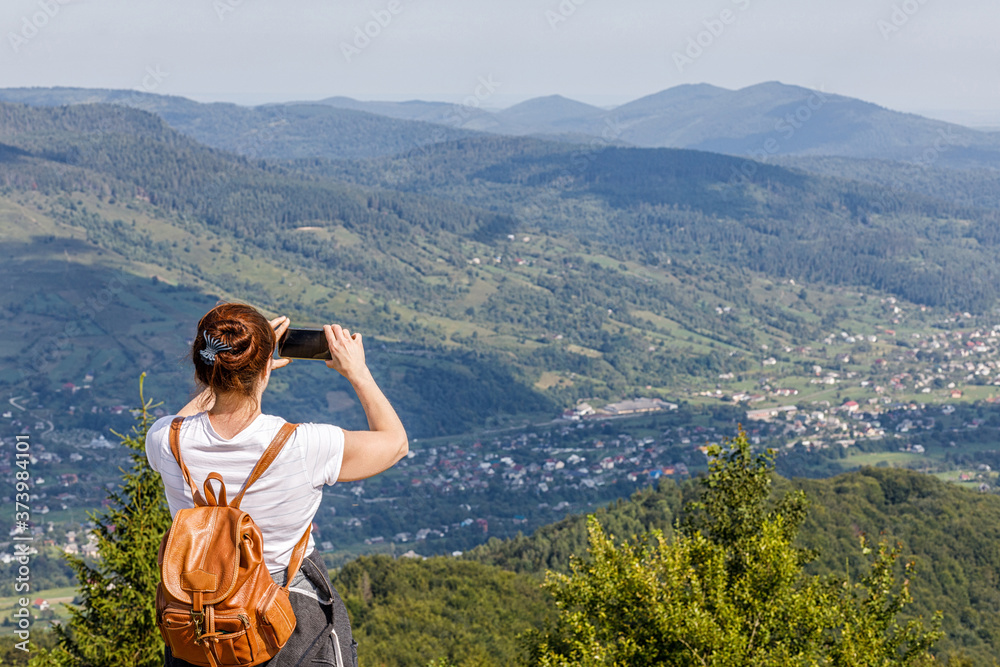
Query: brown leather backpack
156,417,310,667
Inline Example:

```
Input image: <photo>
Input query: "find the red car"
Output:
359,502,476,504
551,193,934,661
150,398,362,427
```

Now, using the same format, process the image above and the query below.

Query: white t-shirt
144,412,345,575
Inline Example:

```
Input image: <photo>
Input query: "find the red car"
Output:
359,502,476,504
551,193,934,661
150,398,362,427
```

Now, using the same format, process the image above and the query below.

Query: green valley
4,97,1000,664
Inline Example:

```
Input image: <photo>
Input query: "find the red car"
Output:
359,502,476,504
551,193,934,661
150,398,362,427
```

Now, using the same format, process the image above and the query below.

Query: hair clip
199,331,232,365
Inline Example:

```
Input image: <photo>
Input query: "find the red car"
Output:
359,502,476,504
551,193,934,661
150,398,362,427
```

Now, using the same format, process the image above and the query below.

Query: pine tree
30,374,171,667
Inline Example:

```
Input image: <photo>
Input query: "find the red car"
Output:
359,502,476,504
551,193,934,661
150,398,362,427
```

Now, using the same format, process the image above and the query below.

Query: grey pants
164,551,357,667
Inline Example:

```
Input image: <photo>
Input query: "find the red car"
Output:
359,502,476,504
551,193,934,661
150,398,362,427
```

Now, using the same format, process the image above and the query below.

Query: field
0,586,76,636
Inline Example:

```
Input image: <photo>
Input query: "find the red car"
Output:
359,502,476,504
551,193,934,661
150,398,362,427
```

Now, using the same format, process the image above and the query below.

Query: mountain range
4,82,1000,170
303,82,1000,169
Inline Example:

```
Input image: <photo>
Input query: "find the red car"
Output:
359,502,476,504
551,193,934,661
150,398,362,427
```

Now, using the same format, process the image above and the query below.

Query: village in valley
315,295,1000,554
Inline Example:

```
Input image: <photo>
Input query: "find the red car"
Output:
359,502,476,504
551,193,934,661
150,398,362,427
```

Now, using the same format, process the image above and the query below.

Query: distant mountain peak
317,95,360,105
734,80,833,100
615,83,730,114
669,82,731,93
502,94,592,109
498,95,604,120
491,95,605,133
741,80,804,92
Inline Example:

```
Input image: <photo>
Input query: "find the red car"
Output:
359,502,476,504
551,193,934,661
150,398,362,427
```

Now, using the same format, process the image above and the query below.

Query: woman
145,303,408,666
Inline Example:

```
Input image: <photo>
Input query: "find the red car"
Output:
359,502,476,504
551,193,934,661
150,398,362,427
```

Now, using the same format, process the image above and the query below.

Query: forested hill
307,133,1000,312
0,101,551,436
454,467,1000,663
775,153,1000,212
325,467,1000,664
0,87,478,160
0,102,510,240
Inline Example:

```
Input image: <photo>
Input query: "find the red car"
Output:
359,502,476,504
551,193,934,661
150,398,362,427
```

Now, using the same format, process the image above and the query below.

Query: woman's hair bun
193,303,274,398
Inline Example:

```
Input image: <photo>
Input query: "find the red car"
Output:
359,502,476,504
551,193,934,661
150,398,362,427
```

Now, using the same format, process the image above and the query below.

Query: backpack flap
160,506,259,607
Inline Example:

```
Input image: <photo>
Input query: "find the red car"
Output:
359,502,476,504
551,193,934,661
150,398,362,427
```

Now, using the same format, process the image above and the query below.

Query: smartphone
277,328,332,360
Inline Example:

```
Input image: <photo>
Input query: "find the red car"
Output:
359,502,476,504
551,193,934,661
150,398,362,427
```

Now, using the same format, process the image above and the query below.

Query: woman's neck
207,391,263,439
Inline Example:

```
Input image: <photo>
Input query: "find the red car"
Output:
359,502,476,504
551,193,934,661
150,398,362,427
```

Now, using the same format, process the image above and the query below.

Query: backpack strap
168,417,207,506
283,526,312,592
228,422,312,588
230,422,299,509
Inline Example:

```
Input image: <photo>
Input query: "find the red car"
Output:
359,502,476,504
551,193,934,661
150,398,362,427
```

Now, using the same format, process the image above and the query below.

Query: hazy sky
1,0,996,119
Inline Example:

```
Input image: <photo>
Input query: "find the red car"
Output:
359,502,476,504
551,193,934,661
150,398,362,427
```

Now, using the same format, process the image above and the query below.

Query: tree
30,375,171,667
526,430,942,666
0,632,58,666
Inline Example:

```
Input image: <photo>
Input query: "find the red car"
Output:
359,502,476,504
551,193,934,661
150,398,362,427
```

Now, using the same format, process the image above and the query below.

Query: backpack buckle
190,609,205,640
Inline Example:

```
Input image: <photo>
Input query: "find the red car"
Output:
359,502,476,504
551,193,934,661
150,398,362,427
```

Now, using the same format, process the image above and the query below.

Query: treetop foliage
526,431,942,666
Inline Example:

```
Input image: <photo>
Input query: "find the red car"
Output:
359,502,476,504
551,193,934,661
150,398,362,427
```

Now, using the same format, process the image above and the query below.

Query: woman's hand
324,324,369,383
269,316,293,371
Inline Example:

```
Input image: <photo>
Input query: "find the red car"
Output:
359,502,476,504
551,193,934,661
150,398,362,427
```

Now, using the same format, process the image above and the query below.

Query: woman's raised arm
323,324,408,482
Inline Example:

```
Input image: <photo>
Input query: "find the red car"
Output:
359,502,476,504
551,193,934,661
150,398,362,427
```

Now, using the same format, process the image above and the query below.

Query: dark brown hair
192,303,274,398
